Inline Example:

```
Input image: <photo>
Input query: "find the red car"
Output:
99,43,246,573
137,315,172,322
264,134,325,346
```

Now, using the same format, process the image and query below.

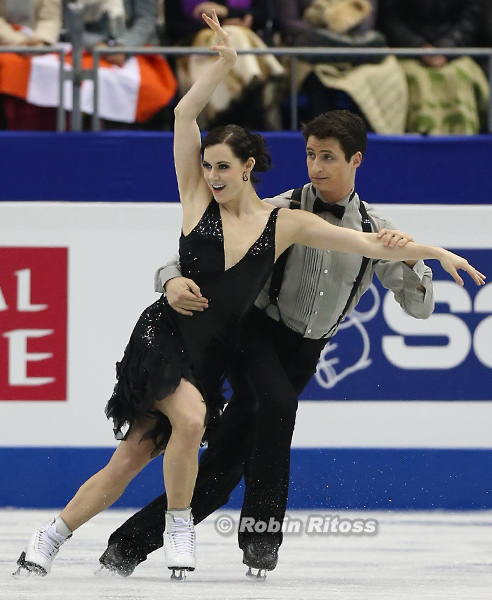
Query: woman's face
202,143,249,203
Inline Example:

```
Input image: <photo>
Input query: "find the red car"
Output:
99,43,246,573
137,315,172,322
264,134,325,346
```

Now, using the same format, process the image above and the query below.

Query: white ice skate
14,517,72,576
163,508,196,581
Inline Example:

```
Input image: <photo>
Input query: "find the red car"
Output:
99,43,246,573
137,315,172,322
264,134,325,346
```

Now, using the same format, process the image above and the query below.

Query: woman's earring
243,172,249,182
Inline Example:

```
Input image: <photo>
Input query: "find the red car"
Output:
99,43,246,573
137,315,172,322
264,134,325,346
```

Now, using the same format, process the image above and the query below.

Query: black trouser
107,308,327,560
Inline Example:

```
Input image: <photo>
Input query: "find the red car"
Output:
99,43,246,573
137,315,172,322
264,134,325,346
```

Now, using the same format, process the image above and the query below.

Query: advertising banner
0,202,491,450
303,250,491,401
0,247,68,401
1,201,491,509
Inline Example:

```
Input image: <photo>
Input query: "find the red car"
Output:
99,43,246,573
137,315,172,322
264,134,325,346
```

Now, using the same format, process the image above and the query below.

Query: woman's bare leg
59,379,205,531
156,379,206,509
59,415,158,531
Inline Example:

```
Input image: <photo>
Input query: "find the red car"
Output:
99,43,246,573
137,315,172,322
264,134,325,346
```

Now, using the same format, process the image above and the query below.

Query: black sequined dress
105,199,279,450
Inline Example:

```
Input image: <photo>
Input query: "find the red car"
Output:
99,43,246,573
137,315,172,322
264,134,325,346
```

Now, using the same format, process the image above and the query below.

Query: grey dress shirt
155,183,434,340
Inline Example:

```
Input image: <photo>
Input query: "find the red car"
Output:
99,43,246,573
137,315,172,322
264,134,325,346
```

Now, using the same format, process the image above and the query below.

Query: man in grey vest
98,110,434,577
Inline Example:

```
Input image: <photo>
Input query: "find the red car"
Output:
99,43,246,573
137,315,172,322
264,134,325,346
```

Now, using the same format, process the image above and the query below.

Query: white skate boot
14,517,72,576
163,508,196,581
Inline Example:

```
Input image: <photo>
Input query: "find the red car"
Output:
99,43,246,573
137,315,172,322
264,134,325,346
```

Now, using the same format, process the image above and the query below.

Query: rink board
1,447,492,511
1,201,491,509
0,132,491,206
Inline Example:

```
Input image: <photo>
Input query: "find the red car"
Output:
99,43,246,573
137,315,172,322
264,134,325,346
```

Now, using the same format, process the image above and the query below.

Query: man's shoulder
263,184,310,208
358,198,398,231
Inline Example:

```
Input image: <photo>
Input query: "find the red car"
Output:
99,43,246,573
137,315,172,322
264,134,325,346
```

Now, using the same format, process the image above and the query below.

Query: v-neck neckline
218,203,276,272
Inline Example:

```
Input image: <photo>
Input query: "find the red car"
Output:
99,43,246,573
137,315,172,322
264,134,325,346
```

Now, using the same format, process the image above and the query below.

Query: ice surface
2,509,492,600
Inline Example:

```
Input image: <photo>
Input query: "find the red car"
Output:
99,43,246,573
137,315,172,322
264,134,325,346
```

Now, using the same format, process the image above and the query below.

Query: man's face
305,136,360,202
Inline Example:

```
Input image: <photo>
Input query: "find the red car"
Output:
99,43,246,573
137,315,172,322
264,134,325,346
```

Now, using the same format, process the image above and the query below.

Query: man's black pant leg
235,310,327,549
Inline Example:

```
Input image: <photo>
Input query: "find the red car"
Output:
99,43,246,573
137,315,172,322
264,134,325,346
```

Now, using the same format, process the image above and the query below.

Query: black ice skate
96,542,144,577
243,540,279,581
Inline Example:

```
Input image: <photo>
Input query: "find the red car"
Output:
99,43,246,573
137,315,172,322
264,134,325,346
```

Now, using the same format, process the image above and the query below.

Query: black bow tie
313,198,345,219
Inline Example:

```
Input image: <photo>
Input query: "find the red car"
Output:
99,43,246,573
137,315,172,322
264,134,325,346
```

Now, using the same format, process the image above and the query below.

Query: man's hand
377,228,414,248
165,277,209,316
377,228,421,271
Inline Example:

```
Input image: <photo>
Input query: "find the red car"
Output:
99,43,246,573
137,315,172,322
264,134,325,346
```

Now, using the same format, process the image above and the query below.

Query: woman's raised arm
173,11,237,207
277,209,486,287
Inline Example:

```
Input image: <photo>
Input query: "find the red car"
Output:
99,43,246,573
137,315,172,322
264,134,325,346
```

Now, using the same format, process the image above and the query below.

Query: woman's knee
108,446,151,479
174,408,206,440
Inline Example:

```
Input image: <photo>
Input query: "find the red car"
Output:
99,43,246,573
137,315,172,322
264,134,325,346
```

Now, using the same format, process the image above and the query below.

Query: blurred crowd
0,0,491,134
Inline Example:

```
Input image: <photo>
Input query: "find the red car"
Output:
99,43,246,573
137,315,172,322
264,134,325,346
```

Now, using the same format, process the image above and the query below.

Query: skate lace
34,523,66,560
169,518,195,555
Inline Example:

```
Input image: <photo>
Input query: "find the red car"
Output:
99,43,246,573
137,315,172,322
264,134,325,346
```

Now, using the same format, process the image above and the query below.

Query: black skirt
105,297,202,454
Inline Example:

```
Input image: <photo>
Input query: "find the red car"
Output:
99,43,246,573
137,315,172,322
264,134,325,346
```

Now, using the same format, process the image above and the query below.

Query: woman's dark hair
201,125,272,184
301,110,367,161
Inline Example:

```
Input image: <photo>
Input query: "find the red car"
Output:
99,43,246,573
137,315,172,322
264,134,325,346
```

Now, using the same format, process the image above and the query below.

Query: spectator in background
65,0,158,67
479,0,492,46
63,0,176,130
166,0,285,130
273,0,408,134
378,0,489,135
0,0,62,130
0,0,61,46
164,0,273,45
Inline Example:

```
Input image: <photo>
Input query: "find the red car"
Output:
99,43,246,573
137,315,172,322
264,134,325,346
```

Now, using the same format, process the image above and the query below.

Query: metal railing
91,45,492,133
0,46,66,131
2,0,492,134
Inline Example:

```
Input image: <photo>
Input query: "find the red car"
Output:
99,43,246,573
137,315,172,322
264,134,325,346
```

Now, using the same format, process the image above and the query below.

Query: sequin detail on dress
188,198,224,241
106,199,279,453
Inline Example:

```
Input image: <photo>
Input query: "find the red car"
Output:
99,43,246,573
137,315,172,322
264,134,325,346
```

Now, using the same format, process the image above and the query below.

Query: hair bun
249,133,272,173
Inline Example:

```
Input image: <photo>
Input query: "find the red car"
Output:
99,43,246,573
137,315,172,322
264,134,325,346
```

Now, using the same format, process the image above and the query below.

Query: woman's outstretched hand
202,10,237,63
376,228,485,286
438,249,486,287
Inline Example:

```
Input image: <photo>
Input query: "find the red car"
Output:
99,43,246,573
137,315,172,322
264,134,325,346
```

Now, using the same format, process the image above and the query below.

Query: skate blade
246,567,267,582
13,553,47,577
94,565,120,577
170,568,186,581
169,566,195,581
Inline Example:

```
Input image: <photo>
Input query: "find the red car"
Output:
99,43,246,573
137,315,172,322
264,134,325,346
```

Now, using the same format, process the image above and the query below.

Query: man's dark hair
302,110,368,161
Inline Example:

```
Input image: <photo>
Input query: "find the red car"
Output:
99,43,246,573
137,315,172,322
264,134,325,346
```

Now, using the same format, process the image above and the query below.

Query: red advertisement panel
0,248,68,401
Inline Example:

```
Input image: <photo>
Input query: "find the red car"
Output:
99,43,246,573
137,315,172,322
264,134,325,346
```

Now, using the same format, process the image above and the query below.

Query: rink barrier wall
1,133,491,510
1,447,492,511
0,132,492,205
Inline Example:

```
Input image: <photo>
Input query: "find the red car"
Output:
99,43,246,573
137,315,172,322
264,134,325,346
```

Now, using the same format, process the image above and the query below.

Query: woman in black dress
16,11,485,581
